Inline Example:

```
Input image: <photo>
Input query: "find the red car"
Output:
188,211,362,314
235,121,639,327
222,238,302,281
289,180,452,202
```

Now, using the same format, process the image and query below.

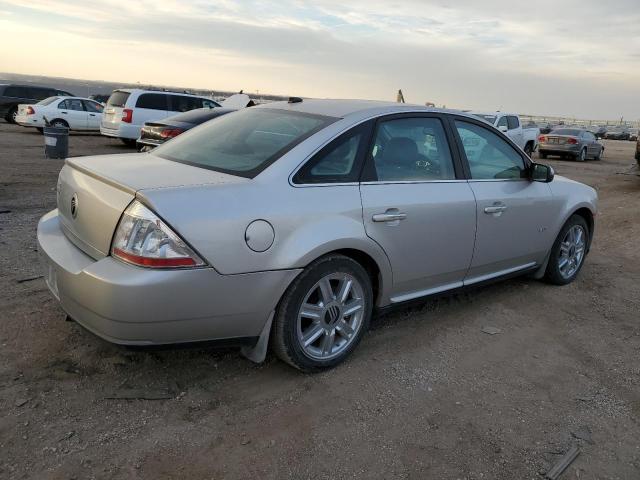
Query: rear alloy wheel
576,148,586,162
51,119,68,129
524,143,533,157
544,215,589,285
594,147,603,161
272,255,373,372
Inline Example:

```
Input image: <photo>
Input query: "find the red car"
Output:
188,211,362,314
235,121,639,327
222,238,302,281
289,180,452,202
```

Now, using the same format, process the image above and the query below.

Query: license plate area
40,254,60,300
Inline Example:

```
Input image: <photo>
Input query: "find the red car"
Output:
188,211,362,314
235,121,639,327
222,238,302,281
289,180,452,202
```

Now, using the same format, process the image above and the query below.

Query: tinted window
4,86,29,98
56,90,73,97
169,95,202,113
370,117,456,182
496,116,508,129
107,91,131,107
155,108,334,178
136,93,168,110
202,99,220,108
455,120,526,180
37,97,59,106
83,100,103,113
507,116,520,129
29,87,52,100
294,124,367,184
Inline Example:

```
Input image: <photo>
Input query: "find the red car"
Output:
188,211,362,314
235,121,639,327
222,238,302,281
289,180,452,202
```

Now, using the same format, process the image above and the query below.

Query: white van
100,89,220,145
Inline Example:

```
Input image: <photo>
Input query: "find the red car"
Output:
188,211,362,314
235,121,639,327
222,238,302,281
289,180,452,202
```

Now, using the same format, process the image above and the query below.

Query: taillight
567,137,578,144
538,135,546,142
26,106,35,115
111,201,204,269
160,128,185,139
121,108,133,123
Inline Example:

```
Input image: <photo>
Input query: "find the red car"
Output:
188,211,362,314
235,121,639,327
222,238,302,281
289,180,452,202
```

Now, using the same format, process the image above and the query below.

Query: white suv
100,89,220,145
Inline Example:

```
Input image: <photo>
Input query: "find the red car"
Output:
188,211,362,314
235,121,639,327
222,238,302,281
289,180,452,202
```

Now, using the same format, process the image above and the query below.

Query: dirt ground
1,122,639,480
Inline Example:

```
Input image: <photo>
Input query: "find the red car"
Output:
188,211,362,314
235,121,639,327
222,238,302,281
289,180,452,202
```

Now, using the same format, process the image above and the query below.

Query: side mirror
498,125,508,133
531,163,554,183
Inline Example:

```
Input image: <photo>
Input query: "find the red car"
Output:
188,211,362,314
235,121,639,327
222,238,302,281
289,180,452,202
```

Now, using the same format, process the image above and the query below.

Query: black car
0,84,73,123
604,127,630,140
136,107,235,151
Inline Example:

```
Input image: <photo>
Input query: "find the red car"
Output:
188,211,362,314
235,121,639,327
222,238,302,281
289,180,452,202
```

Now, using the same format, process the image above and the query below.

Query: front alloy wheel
545,215,589,285
273,254,373,371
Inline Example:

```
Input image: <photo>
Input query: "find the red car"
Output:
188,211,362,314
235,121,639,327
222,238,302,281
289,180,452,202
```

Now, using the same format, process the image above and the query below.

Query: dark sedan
136,107,235,151
538,128,604,161
604,127,630,140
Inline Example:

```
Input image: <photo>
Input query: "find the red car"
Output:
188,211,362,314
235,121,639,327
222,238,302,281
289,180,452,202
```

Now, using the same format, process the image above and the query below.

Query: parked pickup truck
471,112,540,156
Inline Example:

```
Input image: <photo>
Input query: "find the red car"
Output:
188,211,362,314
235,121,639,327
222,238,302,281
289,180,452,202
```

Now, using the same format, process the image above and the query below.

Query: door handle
372,212,407,222
61,111,67,114
89,114,96,117
484,204,507,214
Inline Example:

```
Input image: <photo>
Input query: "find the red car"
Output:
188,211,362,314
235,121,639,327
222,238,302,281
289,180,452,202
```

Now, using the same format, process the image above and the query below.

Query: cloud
0,0,639,118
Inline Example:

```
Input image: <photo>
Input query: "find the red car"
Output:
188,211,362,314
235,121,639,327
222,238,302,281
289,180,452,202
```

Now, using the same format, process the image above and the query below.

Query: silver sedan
538,127,604,161
38,99,598,371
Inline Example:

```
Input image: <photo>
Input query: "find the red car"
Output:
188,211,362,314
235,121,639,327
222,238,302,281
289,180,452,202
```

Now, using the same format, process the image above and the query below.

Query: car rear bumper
538,144,581,155
16,115,43,127
136,137,164,150
100,123,141,140
37,209,301,345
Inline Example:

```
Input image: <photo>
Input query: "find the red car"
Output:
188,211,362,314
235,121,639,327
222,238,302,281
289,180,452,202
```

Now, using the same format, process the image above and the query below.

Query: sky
1,0,639,119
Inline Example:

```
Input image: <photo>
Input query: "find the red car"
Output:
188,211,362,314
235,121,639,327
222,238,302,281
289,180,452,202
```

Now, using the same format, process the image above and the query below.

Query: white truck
471,112,540,156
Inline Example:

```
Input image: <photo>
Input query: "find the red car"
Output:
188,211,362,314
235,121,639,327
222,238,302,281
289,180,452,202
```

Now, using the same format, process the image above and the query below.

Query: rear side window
169,95,202,113
507,116,520,130
30,87,52,100
455,120,526,180
59,99,84,111
496,116,508,129
136,93,168,110
369,117,456,182
83,100,103,113
294,123,369,184
4,86,29,98
155,108,335,178
107,91,131,107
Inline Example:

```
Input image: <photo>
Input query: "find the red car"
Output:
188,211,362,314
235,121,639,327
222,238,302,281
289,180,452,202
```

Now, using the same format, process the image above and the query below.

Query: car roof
113,88,209,98
254,98,466,120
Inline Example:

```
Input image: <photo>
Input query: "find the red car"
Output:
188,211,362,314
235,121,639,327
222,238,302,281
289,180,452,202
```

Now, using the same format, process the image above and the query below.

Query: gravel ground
1,122,639,480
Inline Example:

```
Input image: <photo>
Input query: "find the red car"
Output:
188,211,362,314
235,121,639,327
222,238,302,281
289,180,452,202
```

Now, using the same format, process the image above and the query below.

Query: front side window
369,117,456,182
155,108,335,178
455,120,526,180
294,124,367,184
136,93,168,110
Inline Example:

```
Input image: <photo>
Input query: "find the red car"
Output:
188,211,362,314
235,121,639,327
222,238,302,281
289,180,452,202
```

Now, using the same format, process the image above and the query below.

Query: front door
359,115,477,302
452,118,556,284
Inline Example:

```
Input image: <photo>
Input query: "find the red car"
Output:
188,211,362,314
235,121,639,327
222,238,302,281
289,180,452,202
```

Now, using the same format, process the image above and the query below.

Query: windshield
37,96,59,106
551,128,581,136
107,91,130,108
473,114,497,124
155,108,336,178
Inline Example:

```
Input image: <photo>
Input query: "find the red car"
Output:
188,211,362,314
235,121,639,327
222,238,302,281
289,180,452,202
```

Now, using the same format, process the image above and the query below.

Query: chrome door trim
390,280,464,303
463,262,537,286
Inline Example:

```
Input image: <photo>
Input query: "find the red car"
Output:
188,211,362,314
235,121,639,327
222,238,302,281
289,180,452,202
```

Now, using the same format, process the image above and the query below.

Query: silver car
38,99,598,371
538,128,604,161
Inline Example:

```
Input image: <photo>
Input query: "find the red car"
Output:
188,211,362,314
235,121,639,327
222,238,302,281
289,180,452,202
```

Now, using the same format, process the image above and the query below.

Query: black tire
539,152,548,159
594,147,603,161
51,119,69,129
575,148,586,162
36,127,43,134
544,215,590,286
524,142,533,157
272,254,373,372
6,106,18,124
120,138,136,147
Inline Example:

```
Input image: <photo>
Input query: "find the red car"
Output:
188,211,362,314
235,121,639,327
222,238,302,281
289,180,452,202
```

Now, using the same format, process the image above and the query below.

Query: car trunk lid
57,153,248,259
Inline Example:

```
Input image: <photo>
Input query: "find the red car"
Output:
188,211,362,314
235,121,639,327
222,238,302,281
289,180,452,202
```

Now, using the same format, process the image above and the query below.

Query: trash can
43,126,69,159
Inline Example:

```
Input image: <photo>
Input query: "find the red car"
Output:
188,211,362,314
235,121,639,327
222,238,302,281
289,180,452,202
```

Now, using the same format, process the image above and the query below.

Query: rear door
451,117,556,284
507,116,524,148
82,100,103,129
359,114,477,302
57,98,88,129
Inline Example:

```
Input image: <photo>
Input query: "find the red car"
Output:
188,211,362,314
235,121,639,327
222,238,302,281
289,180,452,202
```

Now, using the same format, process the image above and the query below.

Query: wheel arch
50,118,69,127
571,207,594,251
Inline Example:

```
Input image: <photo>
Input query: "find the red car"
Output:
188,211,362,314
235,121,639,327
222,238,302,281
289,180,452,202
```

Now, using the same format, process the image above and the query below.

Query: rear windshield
37,96,59,106
155,108,336,178
473,114,497,125
107,91,131,108
165,107,234,124
551,129,581,136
